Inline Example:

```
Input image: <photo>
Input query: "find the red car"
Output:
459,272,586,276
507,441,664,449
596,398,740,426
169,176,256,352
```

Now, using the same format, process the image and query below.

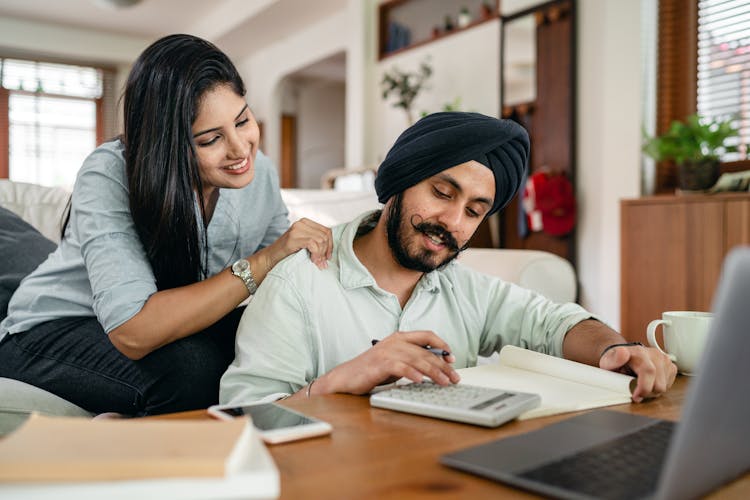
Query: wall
0,16,151,135
370,20,501,164
297,81,346,188
576,0,642,330
0,17,149,65
238,0,366,172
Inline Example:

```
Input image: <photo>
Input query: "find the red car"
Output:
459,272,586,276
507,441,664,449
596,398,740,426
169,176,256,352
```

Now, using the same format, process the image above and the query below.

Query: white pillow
280,189,381,226
0,180,70,243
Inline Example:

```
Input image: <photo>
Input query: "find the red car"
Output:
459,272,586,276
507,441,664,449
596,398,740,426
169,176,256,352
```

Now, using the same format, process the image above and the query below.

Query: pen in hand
370,339,451,357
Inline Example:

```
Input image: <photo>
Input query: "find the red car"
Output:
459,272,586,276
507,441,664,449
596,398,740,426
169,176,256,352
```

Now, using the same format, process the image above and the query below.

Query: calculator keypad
383,383,511,410
370,382,540,427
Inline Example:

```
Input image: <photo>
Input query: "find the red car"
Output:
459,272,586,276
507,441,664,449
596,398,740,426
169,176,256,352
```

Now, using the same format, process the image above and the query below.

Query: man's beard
385,193,469,273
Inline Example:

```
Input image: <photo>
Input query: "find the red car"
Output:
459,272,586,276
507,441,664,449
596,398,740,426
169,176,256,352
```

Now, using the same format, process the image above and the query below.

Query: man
220,112,676,405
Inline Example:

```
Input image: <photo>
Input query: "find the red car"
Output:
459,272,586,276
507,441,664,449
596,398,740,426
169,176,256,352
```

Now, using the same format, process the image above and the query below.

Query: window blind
697,0,750,161
0,58,102,98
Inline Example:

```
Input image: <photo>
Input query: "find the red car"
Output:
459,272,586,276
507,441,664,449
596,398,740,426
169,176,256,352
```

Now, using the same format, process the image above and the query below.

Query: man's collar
337,211,379,290
336,211,441,293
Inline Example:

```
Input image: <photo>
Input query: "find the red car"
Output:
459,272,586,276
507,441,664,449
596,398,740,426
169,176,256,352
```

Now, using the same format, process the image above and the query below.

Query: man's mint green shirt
220,211,596,404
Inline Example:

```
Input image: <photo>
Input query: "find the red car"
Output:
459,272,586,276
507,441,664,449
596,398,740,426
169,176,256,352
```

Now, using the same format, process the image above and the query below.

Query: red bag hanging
522,170,576,237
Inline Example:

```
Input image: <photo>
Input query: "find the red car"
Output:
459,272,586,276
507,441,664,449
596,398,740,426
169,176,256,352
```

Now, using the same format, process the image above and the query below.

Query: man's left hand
598,344,678,402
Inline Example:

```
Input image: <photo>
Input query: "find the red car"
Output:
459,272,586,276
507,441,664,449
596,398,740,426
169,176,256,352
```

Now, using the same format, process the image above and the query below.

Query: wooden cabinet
620,193,750,343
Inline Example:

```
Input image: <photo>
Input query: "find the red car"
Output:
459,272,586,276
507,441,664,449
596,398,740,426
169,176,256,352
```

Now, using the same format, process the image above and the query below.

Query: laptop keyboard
519,420,675,500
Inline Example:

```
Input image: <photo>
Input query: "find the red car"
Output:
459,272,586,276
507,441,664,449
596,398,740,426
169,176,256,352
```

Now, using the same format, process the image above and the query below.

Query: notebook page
499,345,635,395
457,346,636,419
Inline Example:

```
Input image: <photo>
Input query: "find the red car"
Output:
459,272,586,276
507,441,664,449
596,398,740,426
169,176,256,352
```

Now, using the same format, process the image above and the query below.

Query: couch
0,179,576,435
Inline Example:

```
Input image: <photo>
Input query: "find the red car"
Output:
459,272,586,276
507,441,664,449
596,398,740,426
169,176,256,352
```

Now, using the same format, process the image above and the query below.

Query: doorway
280,114,296,188
278,51,346,189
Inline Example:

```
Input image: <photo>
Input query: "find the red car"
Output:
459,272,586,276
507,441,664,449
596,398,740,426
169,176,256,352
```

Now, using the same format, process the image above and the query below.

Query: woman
0,34,332,415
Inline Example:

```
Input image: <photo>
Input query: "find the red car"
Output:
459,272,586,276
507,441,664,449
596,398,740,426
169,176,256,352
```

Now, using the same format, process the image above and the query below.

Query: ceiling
0,0,348,61
0,0,230,39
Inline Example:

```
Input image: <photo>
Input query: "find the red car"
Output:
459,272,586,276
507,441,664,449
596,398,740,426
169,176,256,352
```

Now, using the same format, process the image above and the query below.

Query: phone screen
222,403,317,431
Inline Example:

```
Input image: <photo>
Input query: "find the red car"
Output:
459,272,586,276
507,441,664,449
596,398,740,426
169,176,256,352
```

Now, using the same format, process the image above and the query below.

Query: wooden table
159,378,749,499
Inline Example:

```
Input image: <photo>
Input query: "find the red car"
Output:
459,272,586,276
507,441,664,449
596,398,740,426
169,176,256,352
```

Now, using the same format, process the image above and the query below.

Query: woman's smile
222,157,250,174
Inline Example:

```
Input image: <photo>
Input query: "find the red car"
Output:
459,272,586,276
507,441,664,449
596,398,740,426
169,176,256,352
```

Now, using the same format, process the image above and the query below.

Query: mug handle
646,319,677,362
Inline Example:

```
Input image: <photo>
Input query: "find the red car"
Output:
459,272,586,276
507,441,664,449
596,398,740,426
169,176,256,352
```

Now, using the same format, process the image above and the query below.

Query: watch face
233,259,249,273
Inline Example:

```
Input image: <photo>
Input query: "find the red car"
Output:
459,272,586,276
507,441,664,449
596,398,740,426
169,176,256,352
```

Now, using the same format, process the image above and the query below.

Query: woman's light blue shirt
1,140,289,339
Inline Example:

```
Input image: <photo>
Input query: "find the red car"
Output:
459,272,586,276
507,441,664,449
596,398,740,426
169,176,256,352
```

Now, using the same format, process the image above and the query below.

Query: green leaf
641,113,741,165
380,57,433,120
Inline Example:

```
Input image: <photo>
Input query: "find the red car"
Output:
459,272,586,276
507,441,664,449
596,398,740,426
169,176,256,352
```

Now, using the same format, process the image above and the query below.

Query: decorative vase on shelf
457,7,472,28
444,15,455,32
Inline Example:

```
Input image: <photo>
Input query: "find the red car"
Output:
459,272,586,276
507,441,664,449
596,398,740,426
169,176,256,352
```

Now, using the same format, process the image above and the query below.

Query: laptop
441,247,750,500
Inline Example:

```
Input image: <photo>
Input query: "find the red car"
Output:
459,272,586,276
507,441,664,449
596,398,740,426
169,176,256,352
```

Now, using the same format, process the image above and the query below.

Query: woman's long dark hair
123,34,245,290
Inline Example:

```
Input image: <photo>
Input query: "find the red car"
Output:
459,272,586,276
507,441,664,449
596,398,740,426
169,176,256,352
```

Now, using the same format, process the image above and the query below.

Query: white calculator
369,382,540,428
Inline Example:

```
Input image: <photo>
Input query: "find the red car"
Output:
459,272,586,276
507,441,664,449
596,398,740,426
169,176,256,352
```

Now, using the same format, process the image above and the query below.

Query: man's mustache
409,215,461,252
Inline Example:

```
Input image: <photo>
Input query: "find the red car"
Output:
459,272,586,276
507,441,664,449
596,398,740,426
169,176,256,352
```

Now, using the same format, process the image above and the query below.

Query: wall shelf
378,0,499,60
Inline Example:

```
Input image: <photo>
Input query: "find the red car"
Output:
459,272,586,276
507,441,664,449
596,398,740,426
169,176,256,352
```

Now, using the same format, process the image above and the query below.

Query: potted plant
443,14,455,31
642,114,740,191
380,58,433,125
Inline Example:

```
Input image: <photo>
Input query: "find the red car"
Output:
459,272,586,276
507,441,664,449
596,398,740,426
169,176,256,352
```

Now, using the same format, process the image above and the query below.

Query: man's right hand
311,331,461,395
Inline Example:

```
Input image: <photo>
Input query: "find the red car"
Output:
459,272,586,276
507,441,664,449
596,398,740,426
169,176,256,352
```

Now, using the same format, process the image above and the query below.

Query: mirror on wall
502,14,536,107
499,0,576,267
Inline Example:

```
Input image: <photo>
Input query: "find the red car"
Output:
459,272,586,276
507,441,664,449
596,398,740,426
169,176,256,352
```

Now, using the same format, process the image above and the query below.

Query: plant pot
677,159,720,192
457,11,472,28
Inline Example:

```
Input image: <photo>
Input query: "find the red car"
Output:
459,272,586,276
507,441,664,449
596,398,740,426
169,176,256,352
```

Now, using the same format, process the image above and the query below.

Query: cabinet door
726,199,750,250
685,202,724,311
621,202,688,343
620,200,725,344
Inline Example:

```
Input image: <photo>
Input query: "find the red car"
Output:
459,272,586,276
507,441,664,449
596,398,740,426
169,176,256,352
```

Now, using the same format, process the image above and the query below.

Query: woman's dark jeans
0,307,244,416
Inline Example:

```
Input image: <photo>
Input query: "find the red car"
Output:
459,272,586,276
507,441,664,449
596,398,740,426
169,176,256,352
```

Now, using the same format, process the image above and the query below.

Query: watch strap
232,259,258,295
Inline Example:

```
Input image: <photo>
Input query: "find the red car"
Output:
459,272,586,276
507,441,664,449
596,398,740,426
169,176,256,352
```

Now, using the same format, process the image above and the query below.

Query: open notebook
443,247,750,500
457,345,635,419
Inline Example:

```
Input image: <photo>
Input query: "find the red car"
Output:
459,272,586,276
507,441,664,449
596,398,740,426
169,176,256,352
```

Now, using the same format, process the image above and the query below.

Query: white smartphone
207,402,332,444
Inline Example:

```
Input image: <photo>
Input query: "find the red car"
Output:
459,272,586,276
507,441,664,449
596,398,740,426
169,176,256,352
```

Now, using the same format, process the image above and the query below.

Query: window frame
0,55,115,181
656,0,750,193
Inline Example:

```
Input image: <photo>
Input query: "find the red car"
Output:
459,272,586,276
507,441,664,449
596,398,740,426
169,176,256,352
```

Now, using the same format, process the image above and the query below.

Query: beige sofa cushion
0,378,92,436
280,189,381,226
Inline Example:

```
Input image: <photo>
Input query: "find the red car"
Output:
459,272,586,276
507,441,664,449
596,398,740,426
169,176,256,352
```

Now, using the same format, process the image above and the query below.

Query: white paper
457,345,636,420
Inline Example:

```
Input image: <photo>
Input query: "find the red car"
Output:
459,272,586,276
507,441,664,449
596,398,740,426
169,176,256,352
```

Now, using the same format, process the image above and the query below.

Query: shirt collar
335,210,441,293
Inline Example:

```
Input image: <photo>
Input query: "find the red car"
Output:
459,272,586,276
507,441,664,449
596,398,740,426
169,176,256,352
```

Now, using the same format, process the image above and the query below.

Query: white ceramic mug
646,311,713,375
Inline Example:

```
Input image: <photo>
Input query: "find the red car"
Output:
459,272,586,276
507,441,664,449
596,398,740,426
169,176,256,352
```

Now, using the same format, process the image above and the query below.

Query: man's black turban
374,112,530,216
